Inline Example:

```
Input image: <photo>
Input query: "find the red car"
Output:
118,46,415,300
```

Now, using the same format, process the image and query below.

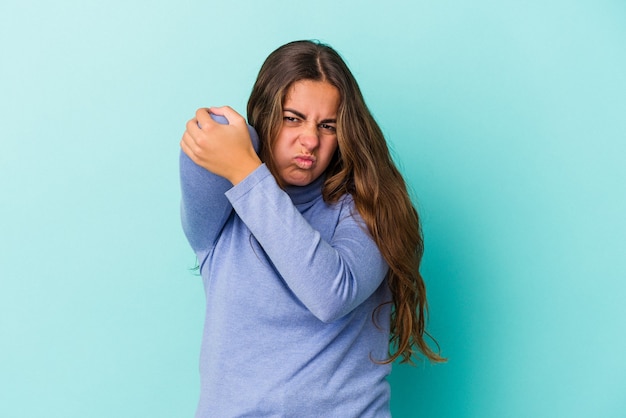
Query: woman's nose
298,123,319,151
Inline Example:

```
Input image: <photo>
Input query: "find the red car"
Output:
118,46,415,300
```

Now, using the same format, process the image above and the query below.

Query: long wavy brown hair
247,40,445,364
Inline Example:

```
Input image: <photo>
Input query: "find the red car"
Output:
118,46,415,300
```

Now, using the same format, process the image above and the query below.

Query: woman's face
272,80,340,187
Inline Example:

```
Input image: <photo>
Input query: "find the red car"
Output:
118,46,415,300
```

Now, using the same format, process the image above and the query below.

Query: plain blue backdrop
1,1,625,417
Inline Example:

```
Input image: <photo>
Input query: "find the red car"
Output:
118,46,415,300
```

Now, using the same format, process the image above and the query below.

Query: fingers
209,106,246,126
180,129,198,157
180,135,192,158
192,106,246,130
186,117,201,134
181,114,208,153
181,106,259,180
181,106,247,157
196,108,213,129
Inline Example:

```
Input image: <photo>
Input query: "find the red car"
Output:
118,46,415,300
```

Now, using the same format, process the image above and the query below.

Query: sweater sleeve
179,116,259,264
225,165,389,323
179,151,232,260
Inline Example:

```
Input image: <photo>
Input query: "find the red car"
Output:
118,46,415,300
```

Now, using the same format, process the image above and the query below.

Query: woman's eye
283,116,298,123
319,124,337,133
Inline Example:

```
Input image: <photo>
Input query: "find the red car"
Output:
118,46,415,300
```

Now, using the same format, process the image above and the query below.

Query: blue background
1,1,625,417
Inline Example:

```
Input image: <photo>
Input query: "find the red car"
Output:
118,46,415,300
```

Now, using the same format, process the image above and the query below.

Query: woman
180,40,444,417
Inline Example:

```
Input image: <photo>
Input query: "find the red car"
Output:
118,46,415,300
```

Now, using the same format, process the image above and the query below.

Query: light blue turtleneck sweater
180,119,392,417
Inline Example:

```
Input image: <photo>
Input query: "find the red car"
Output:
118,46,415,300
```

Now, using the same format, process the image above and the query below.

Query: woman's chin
280,171,319,187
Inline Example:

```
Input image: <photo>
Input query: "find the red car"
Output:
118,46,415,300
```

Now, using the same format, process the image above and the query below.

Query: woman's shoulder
332,192,367,224
324,191,354,211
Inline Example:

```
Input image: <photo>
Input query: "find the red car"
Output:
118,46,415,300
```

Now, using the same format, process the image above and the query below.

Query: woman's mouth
294,155,316,169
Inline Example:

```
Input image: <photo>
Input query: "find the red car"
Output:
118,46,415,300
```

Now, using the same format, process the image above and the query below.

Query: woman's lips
294,155,316,169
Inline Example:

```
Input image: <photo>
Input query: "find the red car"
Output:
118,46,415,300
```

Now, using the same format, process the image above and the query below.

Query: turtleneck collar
284,173,325,207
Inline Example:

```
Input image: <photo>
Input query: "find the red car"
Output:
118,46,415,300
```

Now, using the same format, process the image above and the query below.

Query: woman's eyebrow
284,108,306,119
284,108,336,124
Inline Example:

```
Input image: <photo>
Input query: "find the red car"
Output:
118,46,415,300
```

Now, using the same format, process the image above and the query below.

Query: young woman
180,40,444,417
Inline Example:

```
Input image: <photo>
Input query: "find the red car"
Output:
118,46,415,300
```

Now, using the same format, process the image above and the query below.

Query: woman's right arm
179,111,260,259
